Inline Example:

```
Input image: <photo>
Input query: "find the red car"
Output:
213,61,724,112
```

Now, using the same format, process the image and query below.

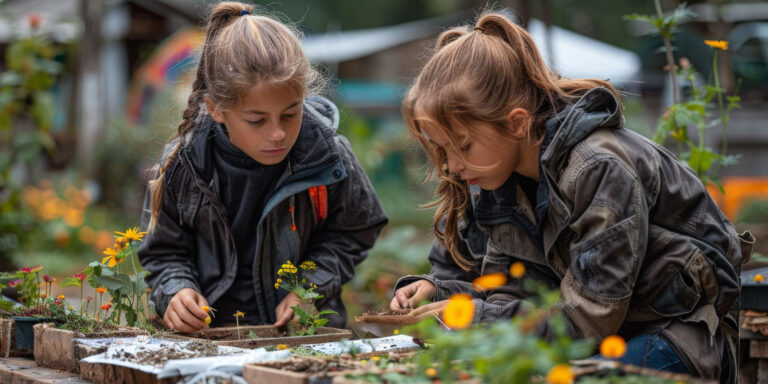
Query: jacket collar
182,95,341,184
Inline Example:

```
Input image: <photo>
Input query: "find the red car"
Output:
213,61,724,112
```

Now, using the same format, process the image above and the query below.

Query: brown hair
403,11,620,270
147,1,323,231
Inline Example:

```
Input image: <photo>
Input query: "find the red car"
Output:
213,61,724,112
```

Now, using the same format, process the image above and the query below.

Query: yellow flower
509,262,525,278
274,283,280,290
371,356,380,361
361,360,367,364
234,311,245,318
425,367,437,378
57,294,65,300
546,364,574,384
443,293,475,330
276,279,282,283
755,274,764,283
393,329,399,335
299,260,316,271
102,247,119,268
204,317,211,324
472,273,508,291
114,227,147,242
201,306,211,313
704,40,728,50
600,335,627,359
276,344,288,350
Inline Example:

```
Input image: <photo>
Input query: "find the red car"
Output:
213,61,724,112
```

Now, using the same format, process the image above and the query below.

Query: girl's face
206,83,303,165
421,121,521,191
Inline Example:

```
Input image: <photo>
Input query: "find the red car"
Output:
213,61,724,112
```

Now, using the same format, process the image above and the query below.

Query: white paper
304,334,420,355
80,337,251,376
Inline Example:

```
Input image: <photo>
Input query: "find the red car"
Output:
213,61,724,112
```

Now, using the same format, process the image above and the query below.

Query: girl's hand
274,292,302,328
407,300,449,320
389,280,436,311
165,288,209,333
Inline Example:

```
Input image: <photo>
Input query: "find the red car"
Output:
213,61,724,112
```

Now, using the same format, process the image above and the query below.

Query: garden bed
79,339,244,384
33,322,148,373
175,325,352,348
353,309,420,326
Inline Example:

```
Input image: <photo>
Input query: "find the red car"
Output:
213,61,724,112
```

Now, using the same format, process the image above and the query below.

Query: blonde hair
147,1,323,231
403,11,620,270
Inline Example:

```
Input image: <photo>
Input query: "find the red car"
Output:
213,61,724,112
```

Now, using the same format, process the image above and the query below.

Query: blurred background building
0,0,767,315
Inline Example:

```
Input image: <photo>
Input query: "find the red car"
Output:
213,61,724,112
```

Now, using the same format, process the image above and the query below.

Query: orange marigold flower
57,294,65,300
510,262,525,278
546,364,574,384
96,286,107,294
102,248,119,268
755,274,764,283
443,293,475,330
101,303,112,311
276,344,288,350
425,367,437,378
39,293,47,299
704,40,728,50
600,335,627,359
472,273,508,291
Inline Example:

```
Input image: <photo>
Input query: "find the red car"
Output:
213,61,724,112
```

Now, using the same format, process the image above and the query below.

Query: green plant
2,265,44,307
275,260,337,336
0,15,66,263
86,227,151,328
625,2,739,190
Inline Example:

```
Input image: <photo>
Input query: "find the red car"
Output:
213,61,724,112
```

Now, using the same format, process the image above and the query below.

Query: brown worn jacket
397,87,754,382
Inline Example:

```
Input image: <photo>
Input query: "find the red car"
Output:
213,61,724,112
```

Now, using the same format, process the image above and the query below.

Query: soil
258,356,356,374
103,340,237,368
353,309,420,326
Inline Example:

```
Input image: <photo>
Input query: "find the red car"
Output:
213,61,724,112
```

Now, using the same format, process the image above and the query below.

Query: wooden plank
750,339,768,358
0,357,90,383
79,361,179,384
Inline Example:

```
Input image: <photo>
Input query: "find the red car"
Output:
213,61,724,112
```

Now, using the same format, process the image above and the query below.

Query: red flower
30,265,43,273
74,273,86,281
54,299,62,306
19,267,31,273
8,280,22,287
86,296,93,302
101,303,112,311
27,13,41,29
42,274,52,282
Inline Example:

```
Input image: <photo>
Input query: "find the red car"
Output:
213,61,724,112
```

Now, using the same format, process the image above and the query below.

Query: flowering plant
274,260,336,336
1,265,44,308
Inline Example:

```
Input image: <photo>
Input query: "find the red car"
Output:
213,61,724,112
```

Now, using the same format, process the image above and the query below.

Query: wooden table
740,326,768,384
0,357,89,383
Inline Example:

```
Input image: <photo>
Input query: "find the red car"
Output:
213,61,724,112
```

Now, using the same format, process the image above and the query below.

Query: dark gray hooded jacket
138,96,388,328
397,88,754,382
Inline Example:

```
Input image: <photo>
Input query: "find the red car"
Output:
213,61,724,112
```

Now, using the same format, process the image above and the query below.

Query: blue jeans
594,331,690,374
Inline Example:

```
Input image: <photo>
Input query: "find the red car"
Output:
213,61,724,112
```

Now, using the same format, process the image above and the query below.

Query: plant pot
176,325,352,348
0,317,16,357
243,356,361,384
12,316,54,356
33,323,148,373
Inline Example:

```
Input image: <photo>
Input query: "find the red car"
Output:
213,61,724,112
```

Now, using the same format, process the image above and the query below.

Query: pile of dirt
354,309,420,325
104,340,236,368
258,357,355,374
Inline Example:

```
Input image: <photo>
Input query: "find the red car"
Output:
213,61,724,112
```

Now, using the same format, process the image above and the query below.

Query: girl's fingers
180,291,209,320
274,307,294,327
166,308,198,333
389,296,403,311
171,299,207,331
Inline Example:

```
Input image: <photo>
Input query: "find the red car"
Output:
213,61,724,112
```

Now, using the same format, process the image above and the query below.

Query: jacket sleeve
304,136,388,305
394,239,484,301
559,156,648,340
137,165,201,318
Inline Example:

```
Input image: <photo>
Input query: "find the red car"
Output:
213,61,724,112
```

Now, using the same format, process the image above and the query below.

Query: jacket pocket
739,230,755,264
648,250,701,317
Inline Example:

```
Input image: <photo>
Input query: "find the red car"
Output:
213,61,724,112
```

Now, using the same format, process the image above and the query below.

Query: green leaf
60,276,82,288
92,274,131,292
249,330,260,339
